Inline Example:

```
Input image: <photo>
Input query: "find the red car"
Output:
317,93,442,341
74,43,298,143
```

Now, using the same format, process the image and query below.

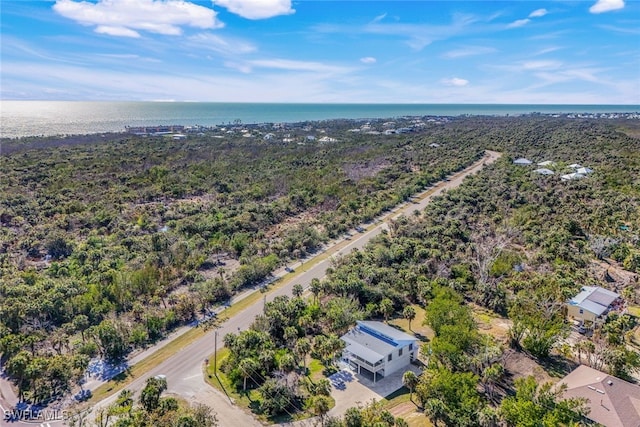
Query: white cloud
597,24,640,35
507,19,530,29
590,0,625,14
187,33,256,55
95,25,141,38
521,60,562,70
53,0,221,37
529,9,548,18
247,58,352,74
443,46,496,59
360,57,377,64
371,13,387,24
441,77,469,87
212,0,294,20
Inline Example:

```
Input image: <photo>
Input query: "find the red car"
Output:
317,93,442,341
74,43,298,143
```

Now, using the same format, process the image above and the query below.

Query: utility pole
263,295,267,313
214,330,218,376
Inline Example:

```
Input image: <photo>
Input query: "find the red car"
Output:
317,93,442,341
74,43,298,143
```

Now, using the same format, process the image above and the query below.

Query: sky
1,0,639,104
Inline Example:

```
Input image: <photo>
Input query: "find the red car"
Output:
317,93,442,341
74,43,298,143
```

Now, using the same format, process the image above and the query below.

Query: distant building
340,321,417,383
318,136,337,142
537,160,556,166
576,167,594,175
513,158,533,165
567,286,621,327
568,163,583,169
561,172,587,181
534,168,555,175
558,365,640,427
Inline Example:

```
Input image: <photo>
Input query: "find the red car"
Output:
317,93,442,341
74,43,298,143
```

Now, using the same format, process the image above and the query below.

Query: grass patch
382,386,431,427
627,305,640,318
307,358,325,382
389,305,434,341
384,386,412,404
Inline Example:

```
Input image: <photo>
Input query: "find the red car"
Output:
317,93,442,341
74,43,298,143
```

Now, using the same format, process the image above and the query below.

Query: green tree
402,370,419,403
139,376,167,413
403,306,417,331
311,395,333,426
292,284,304,298
379,298,394,322
295,337,312,369
238,358,260,391
499,376,588,427
416,368,483,426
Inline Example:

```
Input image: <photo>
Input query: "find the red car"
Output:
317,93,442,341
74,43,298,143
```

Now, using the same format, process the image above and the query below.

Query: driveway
328,364,422,418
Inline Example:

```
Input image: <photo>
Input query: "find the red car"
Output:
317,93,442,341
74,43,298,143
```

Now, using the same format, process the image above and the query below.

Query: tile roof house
340,321,417,383
567,286,621,327
558,365,640,427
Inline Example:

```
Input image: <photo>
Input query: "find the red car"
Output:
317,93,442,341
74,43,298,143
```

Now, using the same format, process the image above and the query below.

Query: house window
388,354,392,362
399,348,403,357
579,309,584,314
409,343,413,351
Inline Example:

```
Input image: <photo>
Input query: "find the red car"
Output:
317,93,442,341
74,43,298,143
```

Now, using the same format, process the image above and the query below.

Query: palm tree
238,358,259,391
402,371,419,403
477,406,499,427
295,337,312,369
403,306,417,331
380,298,394,323
481,364,504,401
292,283,303,298
310,278,322,302
424,398,448,427
311,395,332,426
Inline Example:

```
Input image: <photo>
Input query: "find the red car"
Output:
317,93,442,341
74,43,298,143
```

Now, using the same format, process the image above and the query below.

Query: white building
534,168,554,175
340,321,417,383
513,158,533,165
537,160,555,166
561,172,586,181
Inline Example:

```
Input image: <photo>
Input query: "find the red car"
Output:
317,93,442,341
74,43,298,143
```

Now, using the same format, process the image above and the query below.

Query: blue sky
1,0,639,103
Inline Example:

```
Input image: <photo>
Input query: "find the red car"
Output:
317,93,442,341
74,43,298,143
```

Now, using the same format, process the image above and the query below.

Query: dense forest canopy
1,115,639,417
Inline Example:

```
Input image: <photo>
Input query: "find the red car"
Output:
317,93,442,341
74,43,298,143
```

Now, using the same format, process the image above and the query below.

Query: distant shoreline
1,101,638,139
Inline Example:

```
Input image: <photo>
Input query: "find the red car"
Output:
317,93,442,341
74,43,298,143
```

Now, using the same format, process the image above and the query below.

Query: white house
513,158,533,165
576,167,594,175
537,160,555,166
340,321,417,383
567,286,621,327
534,168,555,175
561,172,586,181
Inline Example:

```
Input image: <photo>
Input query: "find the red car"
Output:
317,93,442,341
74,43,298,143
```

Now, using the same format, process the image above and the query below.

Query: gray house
340,321,417,383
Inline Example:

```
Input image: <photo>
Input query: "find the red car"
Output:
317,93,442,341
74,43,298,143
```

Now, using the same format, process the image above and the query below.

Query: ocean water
1,101,638,138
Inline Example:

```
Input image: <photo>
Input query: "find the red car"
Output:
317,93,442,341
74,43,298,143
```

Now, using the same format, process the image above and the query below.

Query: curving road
12,150,500,427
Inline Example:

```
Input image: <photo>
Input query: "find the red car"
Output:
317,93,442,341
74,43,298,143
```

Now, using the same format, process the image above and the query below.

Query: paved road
4,150,499,427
